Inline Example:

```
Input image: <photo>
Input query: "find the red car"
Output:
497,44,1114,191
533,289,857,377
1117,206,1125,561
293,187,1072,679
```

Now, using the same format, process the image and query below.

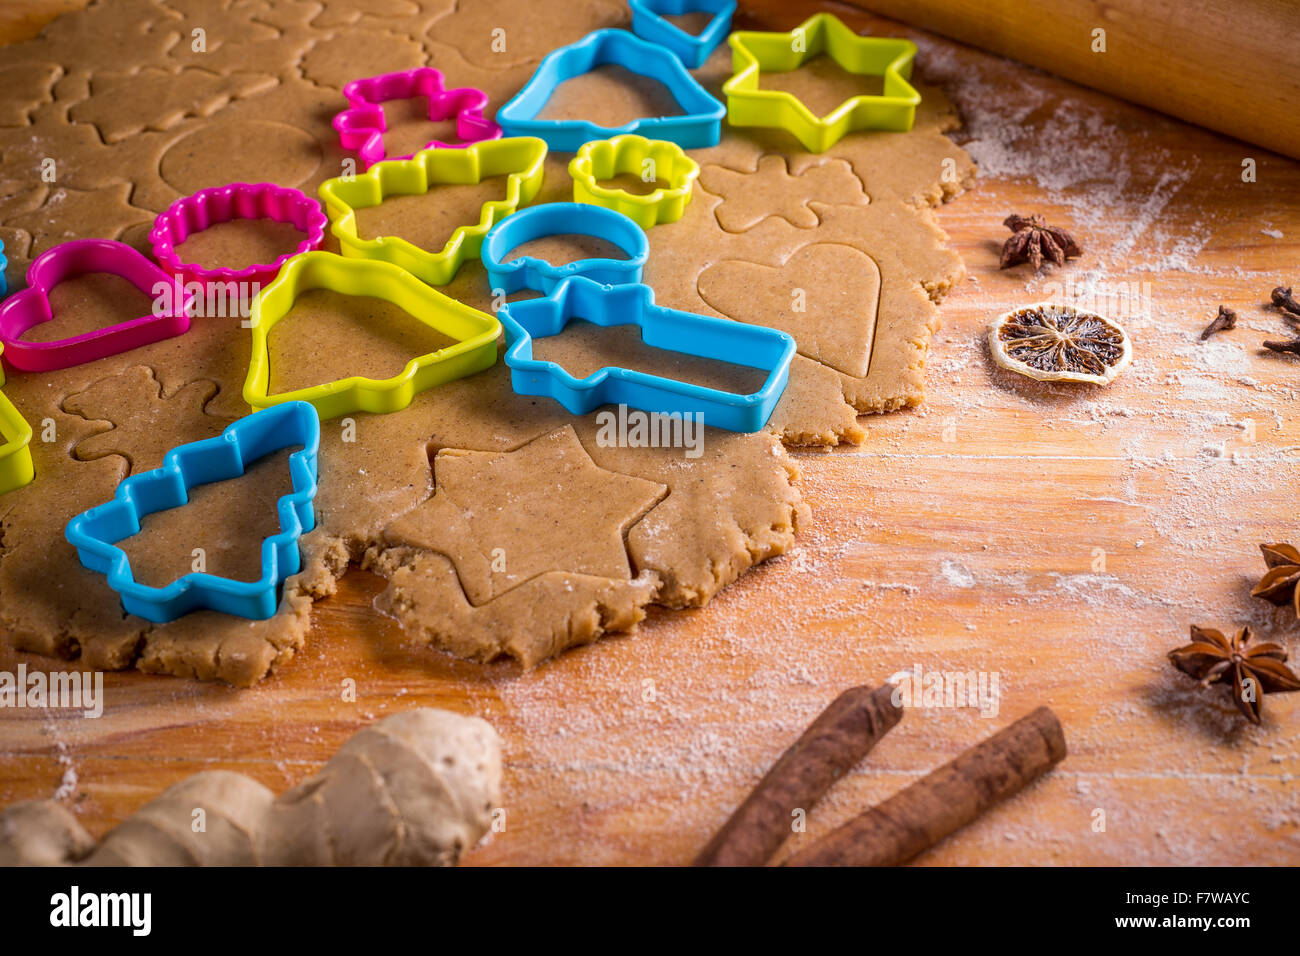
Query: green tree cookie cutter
722,12,921,153
318,136,548,287
0,344,34,495
243,251,500,421
568,134,700,229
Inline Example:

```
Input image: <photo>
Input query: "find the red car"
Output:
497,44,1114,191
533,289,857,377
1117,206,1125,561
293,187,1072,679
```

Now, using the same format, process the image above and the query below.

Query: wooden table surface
3,0,1299,866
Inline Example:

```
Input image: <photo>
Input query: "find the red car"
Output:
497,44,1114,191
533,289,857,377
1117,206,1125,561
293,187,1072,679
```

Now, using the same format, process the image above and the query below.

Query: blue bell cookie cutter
64,401,321,623
498,276,796,433
480,202,648,294
496,28,725,150
628,0,736,69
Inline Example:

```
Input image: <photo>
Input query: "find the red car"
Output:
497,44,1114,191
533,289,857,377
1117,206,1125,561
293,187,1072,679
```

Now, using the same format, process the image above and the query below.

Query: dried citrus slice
989,303,1132,384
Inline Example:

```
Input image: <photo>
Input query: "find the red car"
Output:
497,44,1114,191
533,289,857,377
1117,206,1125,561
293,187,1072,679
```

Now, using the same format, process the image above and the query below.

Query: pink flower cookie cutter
333,67,503,169
149,182,328,287
0,239,194,373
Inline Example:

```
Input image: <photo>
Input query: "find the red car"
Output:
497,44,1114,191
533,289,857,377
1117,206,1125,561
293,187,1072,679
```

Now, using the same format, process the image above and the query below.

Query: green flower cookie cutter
318,136,548,286
722,12,921,153
568,134,700,229
0,344,34,496
243,251,500,421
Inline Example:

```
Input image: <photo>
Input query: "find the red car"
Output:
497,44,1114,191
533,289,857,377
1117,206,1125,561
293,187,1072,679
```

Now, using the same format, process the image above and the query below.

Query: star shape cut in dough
383,425,666,606
722,12,921,153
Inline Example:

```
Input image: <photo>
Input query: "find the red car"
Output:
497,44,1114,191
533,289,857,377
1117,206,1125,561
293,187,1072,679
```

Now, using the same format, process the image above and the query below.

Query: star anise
1168,625,1300,724
999,214,1081,271
1251,542,1300,617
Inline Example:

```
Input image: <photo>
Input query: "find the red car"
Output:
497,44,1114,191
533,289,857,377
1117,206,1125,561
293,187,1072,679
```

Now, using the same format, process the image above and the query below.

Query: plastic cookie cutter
723,12,922,153
0,236,7,299
497,29,725,151
0,239,194,373
0,343,35,496
243,251,500,421
64,401,320,622
569,134,700,229
149,182,328,287
498,275,795,433
318,136,547,287
628,0,736,69
333,67,503,169
480,202,649,295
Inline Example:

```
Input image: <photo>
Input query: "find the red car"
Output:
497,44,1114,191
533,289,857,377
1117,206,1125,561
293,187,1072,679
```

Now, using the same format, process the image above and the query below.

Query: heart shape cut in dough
697,242,881,379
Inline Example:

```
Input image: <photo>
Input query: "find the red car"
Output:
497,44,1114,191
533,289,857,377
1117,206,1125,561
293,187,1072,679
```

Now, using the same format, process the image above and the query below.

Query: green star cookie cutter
243,251,500,421
568,134,700,229
0,344,34,496
722,12,921,153
318,136,548,287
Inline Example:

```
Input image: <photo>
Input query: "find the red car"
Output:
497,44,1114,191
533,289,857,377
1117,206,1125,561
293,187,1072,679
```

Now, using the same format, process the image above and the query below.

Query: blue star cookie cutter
496,28,725,150
480,202,648,294
628,0,736,69
64,401,321,623
498,276,795,433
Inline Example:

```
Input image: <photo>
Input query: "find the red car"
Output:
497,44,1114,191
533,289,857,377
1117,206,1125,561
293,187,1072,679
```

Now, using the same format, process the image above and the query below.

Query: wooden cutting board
2,0,1299,865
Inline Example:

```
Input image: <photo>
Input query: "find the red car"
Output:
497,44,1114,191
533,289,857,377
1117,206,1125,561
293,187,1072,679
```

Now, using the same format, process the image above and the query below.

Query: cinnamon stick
693,684,903,867
785,705,1066,867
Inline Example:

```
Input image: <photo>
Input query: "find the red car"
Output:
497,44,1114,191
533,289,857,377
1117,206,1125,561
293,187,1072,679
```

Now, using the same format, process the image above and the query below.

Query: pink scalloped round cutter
333,67,504,169
149,182,328,286
0,239,195,373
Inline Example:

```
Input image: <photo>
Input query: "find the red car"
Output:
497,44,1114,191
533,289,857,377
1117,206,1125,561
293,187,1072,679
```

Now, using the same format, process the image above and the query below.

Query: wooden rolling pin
825,0,1300,161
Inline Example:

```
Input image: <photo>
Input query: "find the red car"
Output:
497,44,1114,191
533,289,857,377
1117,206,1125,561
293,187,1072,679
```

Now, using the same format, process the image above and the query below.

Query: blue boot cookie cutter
497,275,795,433
480,202,649,294
628,0,736,69
65,401,321,623
496,28,725,150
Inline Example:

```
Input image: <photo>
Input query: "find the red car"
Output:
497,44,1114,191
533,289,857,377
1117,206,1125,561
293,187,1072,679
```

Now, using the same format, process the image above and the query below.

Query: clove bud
1271,286,1300,318
1263,337,1300,356
1200,305,1237,340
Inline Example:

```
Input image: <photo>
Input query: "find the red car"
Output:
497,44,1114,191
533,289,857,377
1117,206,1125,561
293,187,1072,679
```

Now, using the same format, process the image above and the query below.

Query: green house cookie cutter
568,134,700,229
243,251,500,421
0,344,34,496
722,12,921,153
318,136,548,287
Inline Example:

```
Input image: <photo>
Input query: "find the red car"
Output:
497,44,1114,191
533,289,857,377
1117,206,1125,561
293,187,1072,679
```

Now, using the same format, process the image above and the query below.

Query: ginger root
0,709,501,866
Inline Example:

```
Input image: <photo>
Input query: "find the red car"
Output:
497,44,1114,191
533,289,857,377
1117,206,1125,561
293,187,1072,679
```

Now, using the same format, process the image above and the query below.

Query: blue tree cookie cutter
64,401,321,623
497,276,795,433
628,0,736,69
496,28,725,150
480,202,648,294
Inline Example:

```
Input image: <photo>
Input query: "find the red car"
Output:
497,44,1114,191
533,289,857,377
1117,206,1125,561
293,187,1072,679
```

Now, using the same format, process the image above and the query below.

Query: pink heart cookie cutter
0,239,195,374
333,67,503,169
149,182,327,287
